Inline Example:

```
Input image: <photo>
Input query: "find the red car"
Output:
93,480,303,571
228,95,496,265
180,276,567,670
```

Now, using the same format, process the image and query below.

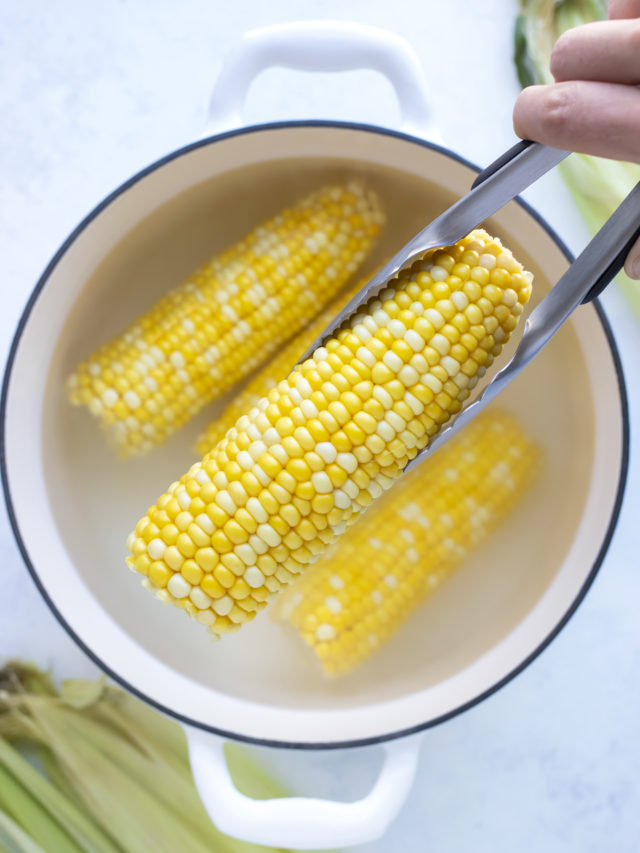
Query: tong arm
298,141,569,362
406,178,640,471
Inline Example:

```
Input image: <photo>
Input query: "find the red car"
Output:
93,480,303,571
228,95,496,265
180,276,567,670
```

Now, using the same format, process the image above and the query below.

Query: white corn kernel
316,442,337,463
245,567,266,588
147,539,166,560
190,587,212,609
212,596,233,616
312,472,333,493
383,351,403,372
168,574,191,598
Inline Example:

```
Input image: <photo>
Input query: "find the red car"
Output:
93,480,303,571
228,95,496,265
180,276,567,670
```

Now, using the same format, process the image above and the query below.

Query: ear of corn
126,229,533,638
0,661,319,853
67,181,385,457
273,409,540,676
194,272,378,456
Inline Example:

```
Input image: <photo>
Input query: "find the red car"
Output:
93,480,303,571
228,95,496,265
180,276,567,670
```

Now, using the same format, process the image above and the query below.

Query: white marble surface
1,1,639,851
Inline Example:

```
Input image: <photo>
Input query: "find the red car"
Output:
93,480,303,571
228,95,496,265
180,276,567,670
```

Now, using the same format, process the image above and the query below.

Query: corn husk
0,662,324,853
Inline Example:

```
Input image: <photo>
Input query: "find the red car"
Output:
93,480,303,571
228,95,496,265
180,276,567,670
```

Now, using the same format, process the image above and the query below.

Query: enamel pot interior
2,123,627,747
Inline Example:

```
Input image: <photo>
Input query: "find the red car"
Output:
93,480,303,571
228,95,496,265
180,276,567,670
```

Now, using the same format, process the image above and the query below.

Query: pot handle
185,727,423,850
205,20,441,141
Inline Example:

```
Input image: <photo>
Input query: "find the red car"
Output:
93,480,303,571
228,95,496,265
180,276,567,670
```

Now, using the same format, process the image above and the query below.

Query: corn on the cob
126,229,533,638
194,273,378,456
274,410,539,675
68,181,385,456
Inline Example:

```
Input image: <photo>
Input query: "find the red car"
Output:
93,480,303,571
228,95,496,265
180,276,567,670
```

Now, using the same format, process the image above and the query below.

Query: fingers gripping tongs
301,140,640,470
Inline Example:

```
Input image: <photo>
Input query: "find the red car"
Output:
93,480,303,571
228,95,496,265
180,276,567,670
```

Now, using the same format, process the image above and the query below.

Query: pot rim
0,120,630,750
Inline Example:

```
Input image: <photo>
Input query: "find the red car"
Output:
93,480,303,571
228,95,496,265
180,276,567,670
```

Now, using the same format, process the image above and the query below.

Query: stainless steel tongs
300,140,640,470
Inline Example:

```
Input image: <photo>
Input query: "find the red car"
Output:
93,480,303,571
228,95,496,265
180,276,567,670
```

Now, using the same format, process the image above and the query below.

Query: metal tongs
300,140,640,470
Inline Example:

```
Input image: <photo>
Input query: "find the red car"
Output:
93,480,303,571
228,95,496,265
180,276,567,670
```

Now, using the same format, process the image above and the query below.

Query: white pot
0,21,629,851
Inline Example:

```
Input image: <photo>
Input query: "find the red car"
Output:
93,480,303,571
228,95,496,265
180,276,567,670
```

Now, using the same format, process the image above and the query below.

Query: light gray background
1,2,639,851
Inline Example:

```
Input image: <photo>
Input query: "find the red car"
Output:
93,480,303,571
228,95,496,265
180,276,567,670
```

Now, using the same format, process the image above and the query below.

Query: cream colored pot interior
4,126,624,745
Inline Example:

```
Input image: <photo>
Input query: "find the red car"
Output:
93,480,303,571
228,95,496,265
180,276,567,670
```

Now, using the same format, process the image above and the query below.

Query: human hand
513,0,640,279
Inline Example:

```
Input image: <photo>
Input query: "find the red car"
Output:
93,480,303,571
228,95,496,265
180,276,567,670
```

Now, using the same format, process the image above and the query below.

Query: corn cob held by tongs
127,141,640,639
127,229,533,636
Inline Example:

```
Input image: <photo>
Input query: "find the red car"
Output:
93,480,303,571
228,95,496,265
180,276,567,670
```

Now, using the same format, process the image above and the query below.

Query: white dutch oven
0,21,629,850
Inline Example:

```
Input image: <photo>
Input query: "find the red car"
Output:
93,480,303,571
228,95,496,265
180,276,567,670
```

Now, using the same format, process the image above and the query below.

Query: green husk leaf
50,699,218,837
34,744,85,809
555,0,607,33
99,686,187,767
25,705,248,852
226,743,288,800
515,0,640,321
514,14,538,87
0,743,97,853
517,0,607,86
0,809,49,853
0,665,56,699
60,678,105,710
